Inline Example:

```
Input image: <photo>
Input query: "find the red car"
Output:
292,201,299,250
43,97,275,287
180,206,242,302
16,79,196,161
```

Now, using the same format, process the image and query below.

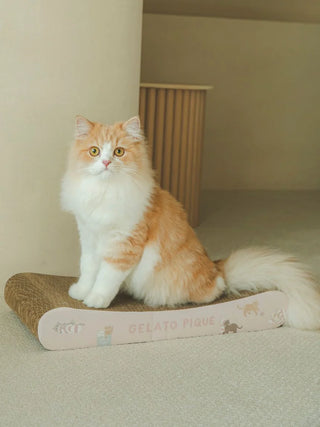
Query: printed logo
53,321,85,335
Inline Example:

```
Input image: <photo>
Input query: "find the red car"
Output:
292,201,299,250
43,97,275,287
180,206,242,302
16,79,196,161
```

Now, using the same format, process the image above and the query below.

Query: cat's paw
68,283,91,301
83,292,112,308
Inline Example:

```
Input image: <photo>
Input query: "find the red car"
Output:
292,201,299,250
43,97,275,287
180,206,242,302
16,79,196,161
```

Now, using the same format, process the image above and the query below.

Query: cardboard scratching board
4,273,288,350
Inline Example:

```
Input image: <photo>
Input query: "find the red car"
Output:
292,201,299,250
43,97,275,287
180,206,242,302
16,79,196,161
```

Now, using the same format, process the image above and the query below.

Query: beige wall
141,14,320,190
0,0,143,285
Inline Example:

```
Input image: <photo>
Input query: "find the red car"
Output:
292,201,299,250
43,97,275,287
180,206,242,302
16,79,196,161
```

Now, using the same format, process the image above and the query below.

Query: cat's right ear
75,116,93,140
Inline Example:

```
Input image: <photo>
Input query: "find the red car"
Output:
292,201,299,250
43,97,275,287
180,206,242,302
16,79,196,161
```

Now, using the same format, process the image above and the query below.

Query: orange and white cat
61,115,320,330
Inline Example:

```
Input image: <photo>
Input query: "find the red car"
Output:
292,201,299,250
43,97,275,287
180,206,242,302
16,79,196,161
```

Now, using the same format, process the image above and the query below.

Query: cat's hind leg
189,275,226,304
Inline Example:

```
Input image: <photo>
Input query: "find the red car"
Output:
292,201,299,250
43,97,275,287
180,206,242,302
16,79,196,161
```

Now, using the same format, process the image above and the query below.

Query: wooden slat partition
139,83,212,227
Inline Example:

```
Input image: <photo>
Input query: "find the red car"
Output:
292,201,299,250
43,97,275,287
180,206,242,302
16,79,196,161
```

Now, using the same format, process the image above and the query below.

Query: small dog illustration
222,320,243,334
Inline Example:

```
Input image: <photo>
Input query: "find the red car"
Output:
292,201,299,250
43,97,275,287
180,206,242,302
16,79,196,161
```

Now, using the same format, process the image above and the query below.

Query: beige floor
1,191,320,426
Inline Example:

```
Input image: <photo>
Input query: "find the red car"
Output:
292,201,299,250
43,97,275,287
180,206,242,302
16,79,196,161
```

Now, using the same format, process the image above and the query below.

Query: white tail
223,247,320,330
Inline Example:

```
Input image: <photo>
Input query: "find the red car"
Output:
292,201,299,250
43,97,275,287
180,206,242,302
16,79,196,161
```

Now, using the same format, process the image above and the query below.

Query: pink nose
103,160,111,168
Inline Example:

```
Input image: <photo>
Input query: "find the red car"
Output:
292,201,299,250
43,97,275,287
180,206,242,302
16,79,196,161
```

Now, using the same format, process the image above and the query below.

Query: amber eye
114,147,125,157
89,146,100,157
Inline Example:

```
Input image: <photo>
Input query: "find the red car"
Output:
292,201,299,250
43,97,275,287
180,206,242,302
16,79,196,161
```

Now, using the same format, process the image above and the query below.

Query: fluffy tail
220,247,320,330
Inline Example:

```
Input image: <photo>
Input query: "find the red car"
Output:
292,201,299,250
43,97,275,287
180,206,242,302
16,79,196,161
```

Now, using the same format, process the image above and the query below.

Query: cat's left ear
123,116,142,140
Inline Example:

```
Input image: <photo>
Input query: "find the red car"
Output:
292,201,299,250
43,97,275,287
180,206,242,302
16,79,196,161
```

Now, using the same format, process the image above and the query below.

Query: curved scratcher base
4,273,288,350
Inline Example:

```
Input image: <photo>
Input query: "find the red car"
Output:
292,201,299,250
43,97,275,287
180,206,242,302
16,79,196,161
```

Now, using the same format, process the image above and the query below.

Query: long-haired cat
61,115,320,330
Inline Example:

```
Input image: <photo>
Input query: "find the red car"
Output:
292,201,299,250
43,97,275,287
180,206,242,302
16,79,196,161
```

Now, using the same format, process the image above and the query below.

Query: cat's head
69,116,152,180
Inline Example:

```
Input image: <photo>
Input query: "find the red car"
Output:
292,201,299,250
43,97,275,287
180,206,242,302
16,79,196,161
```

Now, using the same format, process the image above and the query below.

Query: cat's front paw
83,292,112,309
68,283,91,301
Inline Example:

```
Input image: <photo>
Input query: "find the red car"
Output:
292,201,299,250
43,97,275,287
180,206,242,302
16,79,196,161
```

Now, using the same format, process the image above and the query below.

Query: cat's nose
103,160,111,168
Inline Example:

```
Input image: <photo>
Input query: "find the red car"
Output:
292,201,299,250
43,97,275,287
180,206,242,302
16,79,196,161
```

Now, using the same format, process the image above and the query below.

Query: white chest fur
61,173,153,235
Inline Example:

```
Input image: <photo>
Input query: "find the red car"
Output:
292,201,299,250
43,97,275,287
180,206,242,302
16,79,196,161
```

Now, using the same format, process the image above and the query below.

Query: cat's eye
114,147,125,157
89,146,100,157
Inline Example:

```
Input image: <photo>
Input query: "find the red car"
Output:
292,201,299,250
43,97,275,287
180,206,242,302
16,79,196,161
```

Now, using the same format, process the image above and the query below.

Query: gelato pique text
129,316,215,334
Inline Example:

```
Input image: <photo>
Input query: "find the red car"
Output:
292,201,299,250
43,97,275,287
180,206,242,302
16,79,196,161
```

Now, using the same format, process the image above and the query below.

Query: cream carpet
1,191,320,426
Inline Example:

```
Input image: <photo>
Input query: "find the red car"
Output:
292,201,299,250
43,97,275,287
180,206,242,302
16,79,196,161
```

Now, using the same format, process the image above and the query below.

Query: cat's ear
75,115,93,140
123,116,142,140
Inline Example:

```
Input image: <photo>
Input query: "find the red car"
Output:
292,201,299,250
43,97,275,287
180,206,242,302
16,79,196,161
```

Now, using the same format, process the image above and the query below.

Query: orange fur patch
106,184,223,304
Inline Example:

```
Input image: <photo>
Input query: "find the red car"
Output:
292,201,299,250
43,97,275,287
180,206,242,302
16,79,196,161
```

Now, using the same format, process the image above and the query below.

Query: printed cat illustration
222,320,243,334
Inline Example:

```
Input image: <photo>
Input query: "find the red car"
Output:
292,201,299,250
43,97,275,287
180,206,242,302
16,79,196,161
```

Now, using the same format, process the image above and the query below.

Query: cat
222,320,243,334
61,115,320,330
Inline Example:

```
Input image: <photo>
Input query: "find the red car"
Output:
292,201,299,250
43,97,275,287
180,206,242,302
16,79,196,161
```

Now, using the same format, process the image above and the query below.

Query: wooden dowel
190,91,201,226
194,91,206,225
139,87,147,131
154,89,166,182
145,88,156,161
171,89,183,199
185,90,196,222
162,89,175,191
178,90,190,207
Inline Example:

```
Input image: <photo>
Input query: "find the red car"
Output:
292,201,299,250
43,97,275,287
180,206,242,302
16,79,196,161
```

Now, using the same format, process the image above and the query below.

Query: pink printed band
38,291,288,350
